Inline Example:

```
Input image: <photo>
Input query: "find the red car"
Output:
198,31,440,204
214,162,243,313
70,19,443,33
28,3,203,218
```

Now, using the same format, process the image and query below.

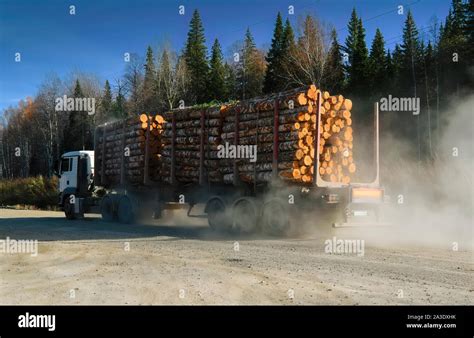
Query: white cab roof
62,150,94,158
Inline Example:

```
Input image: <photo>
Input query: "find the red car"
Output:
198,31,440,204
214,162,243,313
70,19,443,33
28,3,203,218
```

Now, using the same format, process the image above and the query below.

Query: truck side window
60,158,70,173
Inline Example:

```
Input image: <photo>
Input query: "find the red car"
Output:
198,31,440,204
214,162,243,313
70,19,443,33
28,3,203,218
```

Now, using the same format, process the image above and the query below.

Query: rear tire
117,195,135,224
100,195,116,222
205,197,231,232
232,197,261,234
261,199,291,236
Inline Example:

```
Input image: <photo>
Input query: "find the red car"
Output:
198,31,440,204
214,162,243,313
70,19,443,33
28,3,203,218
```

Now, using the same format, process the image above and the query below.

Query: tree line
1,1,472,179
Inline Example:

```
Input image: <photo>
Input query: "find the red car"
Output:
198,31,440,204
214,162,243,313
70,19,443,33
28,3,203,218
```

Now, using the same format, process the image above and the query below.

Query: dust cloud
345,95,473,250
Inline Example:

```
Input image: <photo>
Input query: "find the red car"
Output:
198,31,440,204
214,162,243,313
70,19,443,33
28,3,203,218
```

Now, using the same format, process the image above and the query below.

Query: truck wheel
100,195,115,222
64,196,76,220
117,195,135,224
152,203,163,219
205,197,231,232
232,197,261,234
262,199,290,236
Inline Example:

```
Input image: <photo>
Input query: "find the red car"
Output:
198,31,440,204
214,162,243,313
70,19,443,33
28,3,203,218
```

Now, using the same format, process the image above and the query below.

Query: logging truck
57,86,385,234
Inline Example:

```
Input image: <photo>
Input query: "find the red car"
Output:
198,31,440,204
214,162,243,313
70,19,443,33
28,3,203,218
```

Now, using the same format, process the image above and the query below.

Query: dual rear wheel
261,199,291,236
100,194,135,224
205,196,291,236
102,193,292,234
206,197,231,232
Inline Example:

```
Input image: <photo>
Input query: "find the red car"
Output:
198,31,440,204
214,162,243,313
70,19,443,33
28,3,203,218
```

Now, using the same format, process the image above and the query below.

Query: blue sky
0,0,451,112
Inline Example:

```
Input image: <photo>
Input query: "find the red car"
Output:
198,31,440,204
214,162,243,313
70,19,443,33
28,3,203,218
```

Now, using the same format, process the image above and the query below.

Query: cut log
139,114,149,123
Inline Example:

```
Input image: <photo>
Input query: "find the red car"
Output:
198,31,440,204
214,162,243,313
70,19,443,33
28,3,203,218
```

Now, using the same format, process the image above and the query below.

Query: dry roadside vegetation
0,176,58,209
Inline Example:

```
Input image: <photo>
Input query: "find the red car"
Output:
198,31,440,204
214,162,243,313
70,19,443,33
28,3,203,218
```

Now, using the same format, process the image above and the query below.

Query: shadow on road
0,216,289,242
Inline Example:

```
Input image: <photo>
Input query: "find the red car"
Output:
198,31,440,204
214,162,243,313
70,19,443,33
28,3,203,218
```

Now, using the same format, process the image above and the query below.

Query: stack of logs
220,86,319,184
318,91,356,184
160,105,225,183
95,114,165,185
95,85,356,186
160,84,356,185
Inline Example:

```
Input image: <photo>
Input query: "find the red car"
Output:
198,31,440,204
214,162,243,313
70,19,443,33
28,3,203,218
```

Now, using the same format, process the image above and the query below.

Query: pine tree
439,0,470,92
223,63,237,100
401,10,422,161
400,10,420,97
72,80,84,150
209,39,226,100
143,46,158,112
323,28,345,93
64,80,89,151
345,9,369,95
237,28,266,99
73,80,82,96
99,80,112,123
448,0,468,37
353,18,369,94
385,49,394,92
158,49,172,110
144,46,155,86
422,41,436,156
344,8,359,76
466,0,474,64
282,19,295,51
184,9,209,103
391,44,404,95
369,28,387,95
263,12,284,93
280,18,296,89
114,85,126,118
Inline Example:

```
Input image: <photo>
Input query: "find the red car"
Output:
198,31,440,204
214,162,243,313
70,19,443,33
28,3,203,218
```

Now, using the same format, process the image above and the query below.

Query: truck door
77,156,89,196
59,157,77,193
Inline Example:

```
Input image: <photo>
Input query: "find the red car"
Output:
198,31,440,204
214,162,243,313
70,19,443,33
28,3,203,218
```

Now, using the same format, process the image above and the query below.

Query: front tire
64,196,76,220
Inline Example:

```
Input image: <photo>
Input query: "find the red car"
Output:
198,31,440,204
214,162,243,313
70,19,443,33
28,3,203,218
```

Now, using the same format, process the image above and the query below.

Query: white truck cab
59,151,94,193
58,151,95,218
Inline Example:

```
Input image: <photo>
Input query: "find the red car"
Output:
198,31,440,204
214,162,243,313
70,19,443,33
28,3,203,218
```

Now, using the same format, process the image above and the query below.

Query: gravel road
0,209,472,305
